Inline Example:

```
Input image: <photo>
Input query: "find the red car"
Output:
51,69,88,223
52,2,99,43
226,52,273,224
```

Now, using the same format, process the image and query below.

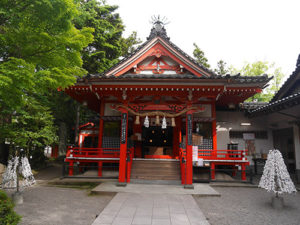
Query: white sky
108,0,300,80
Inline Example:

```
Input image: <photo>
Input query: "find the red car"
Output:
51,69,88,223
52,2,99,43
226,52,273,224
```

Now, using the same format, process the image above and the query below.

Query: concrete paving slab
92,192,210,225
91,182,220,196
209,182,256,188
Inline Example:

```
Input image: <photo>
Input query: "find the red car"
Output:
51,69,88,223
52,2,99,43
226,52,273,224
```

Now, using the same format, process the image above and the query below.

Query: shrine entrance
141,126,173,159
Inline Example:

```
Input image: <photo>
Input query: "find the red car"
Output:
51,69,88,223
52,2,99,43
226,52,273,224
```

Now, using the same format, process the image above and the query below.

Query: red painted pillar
118,109,128,185
185,111,193,187
68,162,74,176
241,164,246,181
97,101,105,177
212,102,217,151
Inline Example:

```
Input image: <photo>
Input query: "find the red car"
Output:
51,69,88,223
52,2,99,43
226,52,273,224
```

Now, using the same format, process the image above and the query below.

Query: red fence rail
66,146,120,159
179,148,248,161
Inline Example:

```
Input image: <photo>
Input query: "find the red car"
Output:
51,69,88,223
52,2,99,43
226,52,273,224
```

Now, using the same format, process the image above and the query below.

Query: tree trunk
58,122,68,156
0,142,9,165
74,104,80,145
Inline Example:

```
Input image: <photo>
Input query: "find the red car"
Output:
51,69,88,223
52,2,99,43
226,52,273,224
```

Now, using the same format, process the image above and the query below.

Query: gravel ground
195,187,300,225
10,186,115,225
4,164,115,225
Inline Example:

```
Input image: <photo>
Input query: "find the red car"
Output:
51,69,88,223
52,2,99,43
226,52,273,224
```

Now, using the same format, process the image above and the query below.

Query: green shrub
0,190,21,225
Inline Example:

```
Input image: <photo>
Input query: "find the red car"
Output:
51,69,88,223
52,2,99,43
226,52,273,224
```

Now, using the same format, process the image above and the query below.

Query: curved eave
248,91,300,117
76,75,271,88
271,63,300,102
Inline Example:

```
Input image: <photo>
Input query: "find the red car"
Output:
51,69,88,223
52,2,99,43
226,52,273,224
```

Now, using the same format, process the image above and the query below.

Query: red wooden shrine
64,20,270,186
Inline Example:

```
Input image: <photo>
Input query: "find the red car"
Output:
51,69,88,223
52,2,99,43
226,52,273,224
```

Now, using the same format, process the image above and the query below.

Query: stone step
130,159,181,181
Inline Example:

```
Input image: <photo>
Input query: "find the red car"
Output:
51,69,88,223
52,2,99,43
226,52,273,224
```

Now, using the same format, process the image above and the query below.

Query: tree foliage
0,0,93,151
74,0,141,74
120,31,142,57
236,61,285,102
214,60,229,75
193,43,210,69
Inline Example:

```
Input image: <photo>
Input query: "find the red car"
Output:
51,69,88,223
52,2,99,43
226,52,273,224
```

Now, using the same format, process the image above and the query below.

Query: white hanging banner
192,146,198,161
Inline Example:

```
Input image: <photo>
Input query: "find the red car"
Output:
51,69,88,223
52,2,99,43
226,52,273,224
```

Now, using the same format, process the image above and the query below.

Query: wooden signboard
121,113,127,144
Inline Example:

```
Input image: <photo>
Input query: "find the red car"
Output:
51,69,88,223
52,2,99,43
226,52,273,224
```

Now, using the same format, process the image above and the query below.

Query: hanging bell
171,117,176,127
135,115,140,125
144,116,149,128
156,115,160,125
162,117,167,129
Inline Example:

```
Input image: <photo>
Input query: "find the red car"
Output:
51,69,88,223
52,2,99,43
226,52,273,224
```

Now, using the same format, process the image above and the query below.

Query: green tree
193,43,210,68
74,0,141,74
214,60,229,75
120,31,142,57
237,61,285,102
1,96,57,153
0,0,93,154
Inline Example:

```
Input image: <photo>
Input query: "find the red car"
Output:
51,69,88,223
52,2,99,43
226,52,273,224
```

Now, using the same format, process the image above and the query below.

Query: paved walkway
92,192,210,225
92,182,220,196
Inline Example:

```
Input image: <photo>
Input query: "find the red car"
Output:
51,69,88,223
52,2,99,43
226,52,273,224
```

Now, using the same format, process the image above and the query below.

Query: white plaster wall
293,125,300,170
216,111,274,155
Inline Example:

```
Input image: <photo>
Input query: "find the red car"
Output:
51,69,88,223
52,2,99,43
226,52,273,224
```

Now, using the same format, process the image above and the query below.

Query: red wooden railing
198,149,248,160
179,148,249,184
179,148,247,160
65,146,135,182
66,146,120,159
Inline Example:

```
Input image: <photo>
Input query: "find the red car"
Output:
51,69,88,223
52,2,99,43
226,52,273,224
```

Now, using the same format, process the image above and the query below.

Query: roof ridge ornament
147,15,170,40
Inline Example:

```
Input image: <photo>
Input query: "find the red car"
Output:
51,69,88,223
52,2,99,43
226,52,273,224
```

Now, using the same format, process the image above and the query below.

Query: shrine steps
130,159,181,183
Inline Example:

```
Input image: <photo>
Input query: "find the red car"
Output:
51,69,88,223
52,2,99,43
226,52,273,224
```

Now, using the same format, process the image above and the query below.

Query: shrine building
64,19,273,187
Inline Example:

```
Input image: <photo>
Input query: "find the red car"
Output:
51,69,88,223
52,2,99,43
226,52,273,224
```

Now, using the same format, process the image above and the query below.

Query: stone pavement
92,192,210,225
92,182,220,196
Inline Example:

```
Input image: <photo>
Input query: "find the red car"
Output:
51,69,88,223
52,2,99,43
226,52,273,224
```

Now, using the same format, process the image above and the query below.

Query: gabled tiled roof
240,102,269,111
81,23,271,89
85,72,271,85
247,91,300,117
93,24,217,78
271,54,300,102
247,54,300,117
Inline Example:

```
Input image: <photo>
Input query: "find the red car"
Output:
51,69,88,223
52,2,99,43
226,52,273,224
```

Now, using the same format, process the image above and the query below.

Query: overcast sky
108,0,300,80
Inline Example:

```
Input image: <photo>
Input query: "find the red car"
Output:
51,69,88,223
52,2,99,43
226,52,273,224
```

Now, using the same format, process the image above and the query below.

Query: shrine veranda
63,20,274,186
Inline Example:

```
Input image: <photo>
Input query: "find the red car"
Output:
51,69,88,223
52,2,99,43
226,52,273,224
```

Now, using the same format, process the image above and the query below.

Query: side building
245,55,300,181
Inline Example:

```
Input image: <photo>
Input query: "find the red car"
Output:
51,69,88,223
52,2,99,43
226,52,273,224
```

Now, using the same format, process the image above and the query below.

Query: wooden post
185,111,194,188
97,101,105,177
98,100,105,148
212,102,217,150
98,162,103,177
211,162,215,180
74,104,80,144
126,153,131,183
69,162,74,176
181,157,186,185
118,109,128,186
241,164,246,181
